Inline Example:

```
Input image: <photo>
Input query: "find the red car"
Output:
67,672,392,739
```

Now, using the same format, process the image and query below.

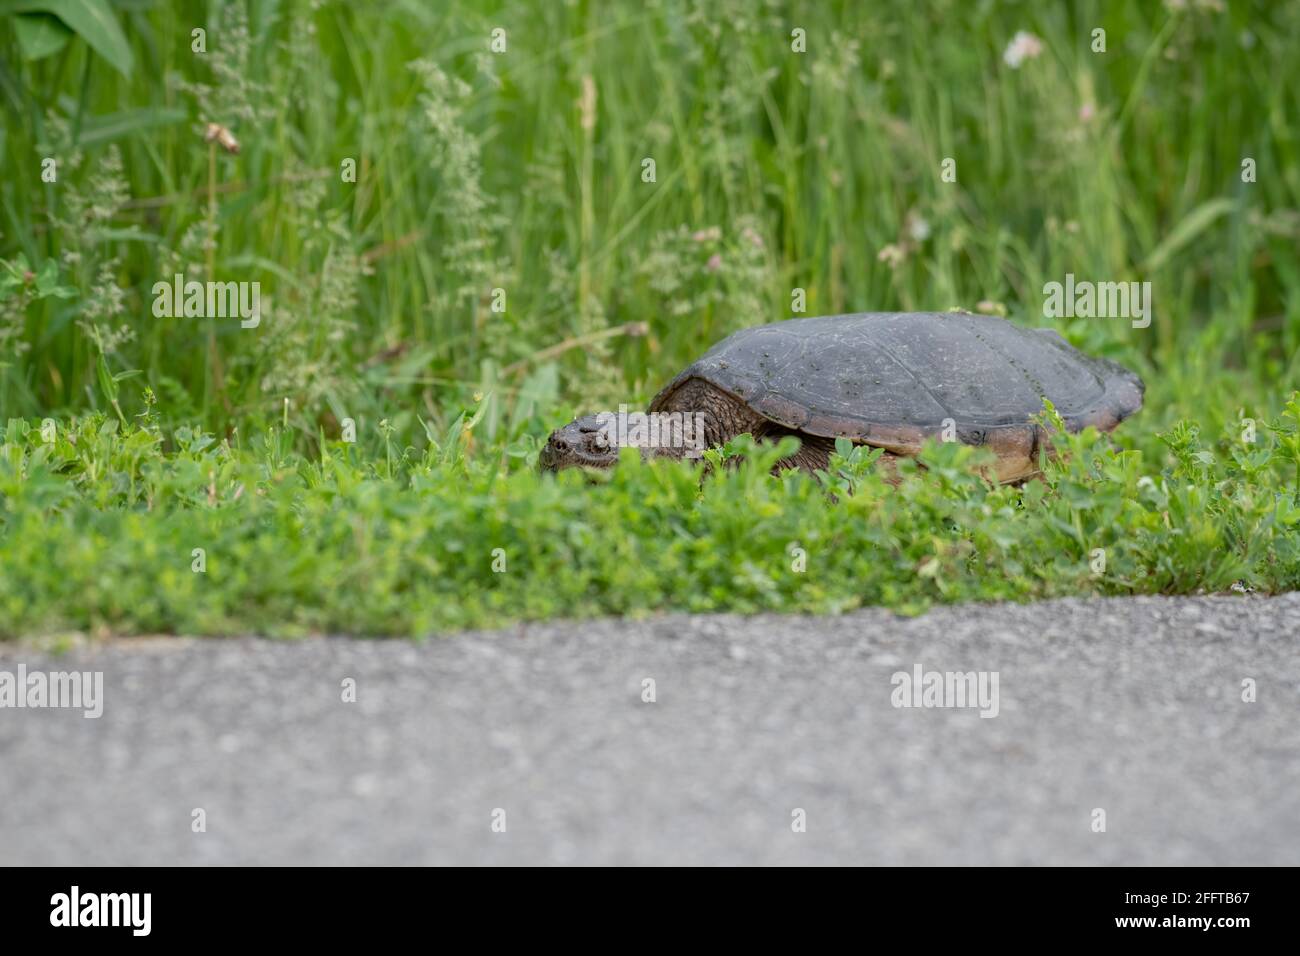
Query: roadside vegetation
0,1,1296,637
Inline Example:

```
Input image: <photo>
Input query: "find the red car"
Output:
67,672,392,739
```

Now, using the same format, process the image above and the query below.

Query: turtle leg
748,423,833,473
771,429,835,473
754,424,906,484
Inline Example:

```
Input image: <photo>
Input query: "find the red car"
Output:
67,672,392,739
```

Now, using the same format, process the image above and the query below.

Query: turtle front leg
753,426,904,484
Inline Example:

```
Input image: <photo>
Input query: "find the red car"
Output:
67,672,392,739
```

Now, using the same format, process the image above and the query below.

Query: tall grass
1,0,1296,449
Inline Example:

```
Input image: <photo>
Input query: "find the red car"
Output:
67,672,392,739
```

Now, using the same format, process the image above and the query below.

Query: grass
0,0,1297,637
1,400,1298,638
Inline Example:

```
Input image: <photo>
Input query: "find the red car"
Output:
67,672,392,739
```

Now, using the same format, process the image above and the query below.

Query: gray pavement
1,593,1298,865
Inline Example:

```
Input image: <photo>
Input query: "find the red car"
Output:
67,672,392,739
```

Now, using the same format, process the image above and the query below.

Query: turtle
539,311,1144,483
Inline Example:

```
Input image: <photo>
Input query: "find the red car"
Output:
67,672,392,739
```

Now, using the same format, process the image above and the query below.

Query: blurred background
1,0,1296,455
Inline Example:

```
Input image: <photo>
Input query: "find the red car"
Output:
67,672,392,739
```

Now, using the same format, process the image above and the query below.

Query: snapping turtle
540,312,1143,483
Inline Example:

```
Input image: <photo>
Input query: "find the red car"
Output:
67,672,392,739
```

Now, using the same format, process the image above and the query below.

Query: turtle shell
648,312,1144,461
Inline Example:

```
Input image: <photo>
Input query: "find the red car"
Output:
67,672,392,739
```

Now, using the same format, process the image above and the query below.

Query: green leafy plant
0,253,77,303
3,0,133,76
1,395,1297,639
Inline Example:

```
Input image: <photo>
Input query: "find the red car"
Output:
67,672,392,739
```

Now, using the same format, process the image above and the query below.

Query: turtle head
539,414,619,472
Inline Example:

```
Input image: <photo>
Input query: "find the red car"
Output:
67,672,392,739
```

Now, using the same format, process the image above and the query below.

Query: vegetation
0,0,1296,637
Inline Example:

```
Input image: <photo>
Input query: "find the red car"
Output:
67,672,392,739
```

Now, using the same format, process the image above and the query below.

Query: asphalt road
2,593,1298,865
